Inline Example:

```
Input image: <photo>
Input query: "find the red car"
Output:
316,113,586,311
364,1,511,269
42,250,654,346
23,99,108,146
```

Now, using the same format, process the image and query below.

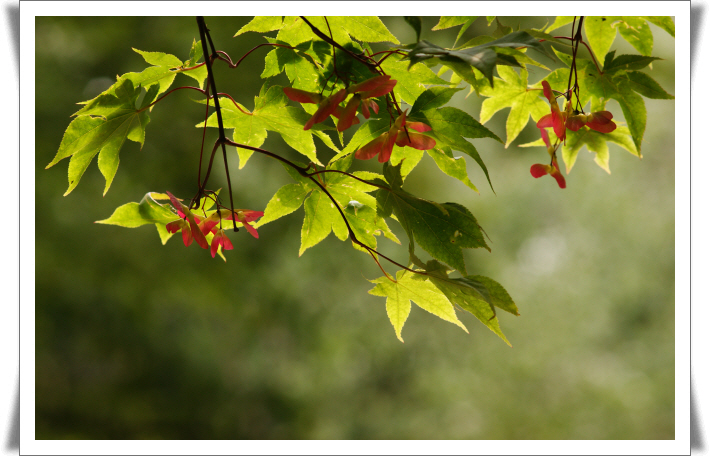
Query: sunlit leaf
48,79,151,195
369,270,468,342
479,66,549,147
202,84,324,166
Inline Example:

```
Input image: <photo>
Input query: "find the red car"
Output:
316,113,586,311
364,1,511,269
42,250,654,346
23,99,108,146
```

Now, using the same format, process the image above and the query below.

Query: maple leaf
376,162,489,276
368,270,468,342
202,83,331,167
479,66,549,148
47,79,155,196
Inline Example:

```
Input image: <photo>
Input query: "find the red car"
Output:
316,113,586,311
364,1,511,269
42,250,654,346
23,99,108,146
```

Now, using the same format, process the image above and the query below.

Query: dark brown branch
197,16,236,229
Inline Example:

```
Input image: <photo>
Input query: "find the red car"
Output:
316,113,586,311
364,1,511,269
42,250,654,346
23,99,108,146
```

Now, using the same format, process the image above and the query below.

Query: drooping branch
196,16,237,231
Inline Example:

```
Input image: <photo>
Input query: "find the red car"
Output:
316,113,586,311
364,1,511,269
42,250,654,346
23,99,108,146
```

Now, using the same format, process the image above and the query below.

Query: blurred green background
35,16,675,439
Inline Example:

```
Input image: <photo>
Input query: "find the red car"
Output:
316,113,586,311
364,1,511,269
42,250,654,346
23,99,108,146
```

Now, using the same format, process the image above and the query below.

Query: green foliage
369,270,468,342
36,15,676,441
49,15,674,346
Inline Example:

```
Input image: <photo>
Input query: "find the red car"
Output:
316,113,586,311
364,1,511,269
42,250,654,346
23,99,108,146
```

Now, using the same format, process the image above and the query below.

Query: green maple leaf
254,183,312,228
130,47,183,94
261,39,324,92
47,79,154,196
234,16,284,36
376,162,489,275
584,17,619,65
545,16,575,33
431,16,478,46
624,70,675,99
298,169,397,256
379,57,449,106
202,83,327,167
432,16,477,31
410,87,463,113
327,16,400,44
388,146,424,181
299,188,349,255
368,270,468,342
479,66,549,147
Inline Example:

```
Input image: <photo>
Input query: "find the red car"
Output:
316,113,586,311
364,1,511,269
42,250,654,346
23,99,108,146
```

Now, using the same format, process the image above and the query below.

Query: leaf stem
137,85,206,113
305,169,389,190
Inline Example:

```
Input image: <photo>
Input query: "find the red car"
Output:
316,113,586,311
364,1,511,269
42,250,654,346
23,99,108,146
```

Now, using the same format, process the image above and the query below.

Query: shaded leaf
404,16,422,42
423,262,513,346
410,105,500,190
377,163,488,275
410,87,463,114
625,70,675,99
605,54,661,73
